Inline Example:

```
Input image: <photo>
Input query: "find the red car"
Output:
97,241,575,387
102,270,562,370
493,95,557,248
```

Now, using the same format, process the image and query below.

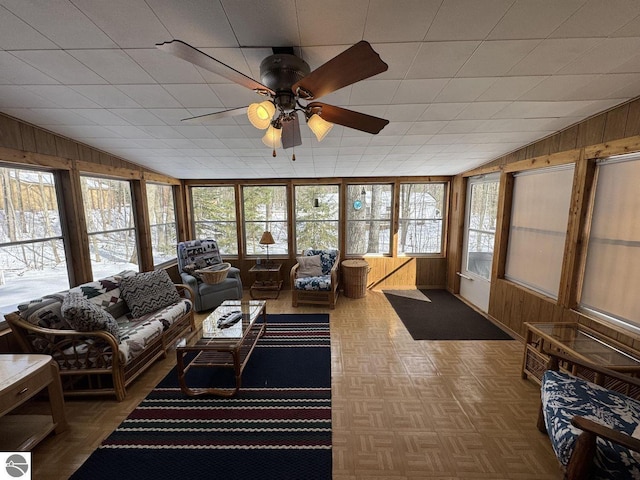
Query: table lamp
259,231,275,266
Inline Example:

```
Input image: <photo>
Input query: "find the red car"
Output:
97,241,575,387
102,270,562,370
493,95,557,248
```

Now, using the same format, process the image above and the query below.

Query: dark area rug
71,314,332,480
384,289,513,340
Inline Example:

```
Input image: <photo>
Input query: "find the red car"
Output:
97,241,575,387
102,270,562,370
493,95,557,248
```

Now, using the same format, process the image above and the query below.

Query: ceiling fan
156,39,390,158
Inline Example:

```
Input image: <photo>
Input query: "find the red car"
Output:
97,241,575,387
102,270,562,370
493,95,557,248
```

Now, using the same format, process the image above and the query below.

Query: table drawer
0,366,51,415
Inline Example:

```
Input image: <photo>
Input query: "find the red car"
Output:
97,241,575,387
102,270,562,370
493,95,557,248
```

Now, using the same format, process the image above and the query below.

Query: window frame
397,182,447,256
145,182,178,267
242,184,289,258
293,184,340,254
345,183,393,256
190,185,239,256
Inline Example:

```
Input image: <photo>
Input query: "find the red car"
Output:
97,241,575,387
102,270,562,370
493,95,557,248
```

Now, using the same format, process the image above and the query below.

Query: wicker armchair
290,249,340,309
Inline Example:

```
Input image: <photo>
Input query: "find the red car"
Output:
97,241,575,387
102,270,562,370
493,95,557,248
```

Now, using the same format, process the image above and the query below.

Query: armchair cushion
541,369,640,478
304,249,338,275
120,270,181,318
61,292,120,342
296,254,323,278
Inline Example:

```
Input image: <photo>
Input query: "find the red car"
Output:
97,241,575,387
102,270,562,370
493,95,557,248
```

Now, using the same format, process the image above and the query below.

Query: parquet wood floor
23,290,562,479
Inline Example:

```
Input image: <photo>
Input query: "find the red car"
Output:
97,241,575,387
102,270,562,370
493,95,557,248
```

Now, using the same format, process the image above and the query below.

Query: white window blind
505,165,574,298
580,155,640,328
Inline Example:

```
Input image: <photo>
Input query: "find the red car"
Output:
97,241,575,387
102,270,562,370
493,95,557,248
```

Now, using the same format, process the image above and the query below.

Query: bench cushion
542,369,640,479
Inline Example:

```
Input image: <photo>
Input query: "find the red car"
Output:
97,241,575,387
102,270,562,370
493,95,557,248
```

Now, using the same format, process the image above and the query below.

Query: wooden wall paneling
445,175,465,292
55,137,80,161
33,128,58,156
558,125,579,152
0,115,23,150
18,124,37,152
576,115,606,148
531,136,553,158
491,171,513,281
131,180,154,272
603,103,630,142
624,99,640,137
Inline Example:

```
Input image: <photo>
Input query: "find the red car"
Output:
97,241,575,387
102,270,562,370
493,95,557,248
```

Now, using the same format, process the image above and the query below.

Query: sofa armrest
545,351,640,390
329,252,340,290
572,416,640,453
175,283,194,301
290,263,300,285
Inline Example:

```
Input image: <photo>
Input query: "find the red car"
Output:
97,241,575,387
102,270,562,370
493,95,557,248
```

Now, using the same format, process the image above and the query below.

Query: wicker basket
196,262,231,285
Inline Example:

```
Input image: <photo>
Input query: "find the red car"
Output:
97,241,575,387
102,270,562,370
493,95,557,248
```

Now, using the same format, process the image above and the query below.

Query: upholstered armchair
177,239,243,312
290,249,340,309
538,351,640,480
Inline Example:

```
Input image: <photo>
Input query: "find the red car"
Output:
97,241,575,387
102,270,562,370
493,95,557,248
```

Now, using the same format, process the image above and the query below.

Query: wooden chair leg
566,430,597,480
537,402,548,433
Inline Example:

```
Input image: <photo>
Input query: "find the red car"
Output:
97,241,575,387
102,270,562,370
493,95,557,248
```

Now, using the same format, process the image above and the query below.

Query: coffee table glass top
529,322,640,367
200,300,266,340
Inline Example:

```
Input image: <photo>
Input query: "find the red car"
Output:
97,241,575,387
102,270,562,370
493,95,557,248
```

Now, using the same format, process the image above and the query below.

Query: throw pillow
296,254,323,278
61,291,120,342
119,270,181,318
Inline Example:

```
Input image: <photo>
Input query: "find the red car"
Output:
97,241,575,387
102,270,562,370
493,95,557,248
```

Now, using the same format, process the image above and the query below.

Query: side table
0,354,67,451
249,263,283,299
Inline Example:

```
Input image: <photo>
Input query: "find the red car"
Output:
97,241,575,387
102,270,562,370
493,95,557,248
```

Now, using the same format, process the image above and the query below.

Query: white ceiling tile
370,43,421,81
212,84,265,108
487,0,585,40
384,104,428,122
1,0,117,48
407,41,480,78
0,86,58,108
111,109,167,126
222,0,300,47
457,40,540,77
440,120,486,134
298,0,369,46
146,0,238,48
509,38,602,76
12,50,107,84
392,79,449,104
116,85,181,108
550,0,640,38
493,100,596,118
476,76,545,101
349,80,399,105
426,0,515,40
73,109,131,126
364,0,440,42
162,84,223,109
71,0,172,48
69,50,155,85
23,85,99,108
434,78,497,102
71,85,141,108
456,102,511,119
0,52,58,84
559,37,640,74
0,6,57,49
407,121,447,135
420,103,468,121
518,75,599,101
106,125,153,139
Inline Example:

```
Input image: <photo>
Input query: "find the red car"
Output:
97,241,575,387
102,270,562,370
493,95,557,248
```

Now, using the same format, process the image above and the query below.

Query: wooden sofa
5,270,195,401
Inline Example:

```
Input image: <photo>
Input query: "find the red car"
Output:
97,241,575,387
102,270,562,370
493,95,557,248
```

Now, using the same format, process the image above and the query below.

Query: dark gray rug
384,289,513,340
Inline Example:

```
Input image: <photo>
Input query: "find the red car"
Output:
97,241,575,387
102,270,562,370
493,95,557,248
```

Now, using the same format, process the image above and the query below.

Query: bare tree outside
243,186,288,256
192,186,238,255
146,183,177,265
294,185,339,253
466,180,500,279
346,184,392,255
398,183,445,254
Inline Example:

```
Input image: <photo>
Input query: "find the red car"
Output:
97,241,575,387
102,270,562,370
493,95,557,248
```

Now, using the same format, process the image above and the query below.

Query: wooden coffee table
176,300,267,397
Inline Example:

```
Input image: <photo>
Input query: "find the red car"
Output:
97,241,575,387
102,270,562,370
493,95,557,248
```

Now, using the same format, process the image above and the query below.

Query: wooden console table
0,354,67,451
521,322,640,385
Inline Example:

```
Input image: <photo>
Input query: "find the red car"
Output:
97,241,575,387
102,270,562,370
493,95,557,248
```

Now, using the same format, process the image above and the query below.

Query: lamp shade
247,101,276,129
307,113,333,142
259,231,275,245
262,124,282,148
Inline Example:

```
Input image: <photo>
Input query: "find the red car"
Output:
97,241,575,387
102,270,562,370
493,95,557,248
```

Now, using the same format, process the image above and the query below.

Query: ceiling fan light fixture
247,101,276,129
307,113,333,142
262,124,282,148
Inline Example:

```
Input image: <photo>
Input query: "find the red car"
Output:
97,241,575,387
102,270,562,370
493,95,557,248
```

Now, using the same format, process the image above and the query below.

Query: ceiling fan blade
156,40,274,95
281,112,302,149
181,107,247,123
308,102,389,134
292,41,388,101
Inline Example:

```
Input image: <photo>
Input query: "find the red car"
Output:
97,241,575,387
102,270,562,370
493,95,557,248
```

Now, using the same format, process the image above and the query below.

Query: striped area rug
71,314,332,480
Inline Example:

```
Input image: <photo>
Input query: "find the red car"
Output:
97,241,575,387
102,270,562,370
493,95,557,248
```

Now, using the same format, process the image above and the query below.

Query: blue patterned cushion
304,249,338,275
542,370,640,479
61,292,120,342
119,270,181,318
294,275,332,291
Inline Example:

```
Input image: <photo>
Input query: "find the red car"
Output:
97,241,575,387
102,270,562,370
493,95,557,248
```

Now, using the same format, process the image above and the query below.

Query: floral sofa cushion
294,249,338,292
541,369,640,479
294,275,332,292
304,249,338,275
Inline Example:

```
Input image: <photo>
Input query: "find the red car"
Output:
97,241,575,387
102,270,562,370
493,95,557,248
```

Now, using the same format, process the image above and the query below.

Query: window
294,185,339,253
81,176,138,279
146,183,178,266
346,184,392,255
191,186,238,255
579,154,640,330
243,186,288,257
398,183,446,254
505,166,574,298
465,178,499,280
0,166,68,314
